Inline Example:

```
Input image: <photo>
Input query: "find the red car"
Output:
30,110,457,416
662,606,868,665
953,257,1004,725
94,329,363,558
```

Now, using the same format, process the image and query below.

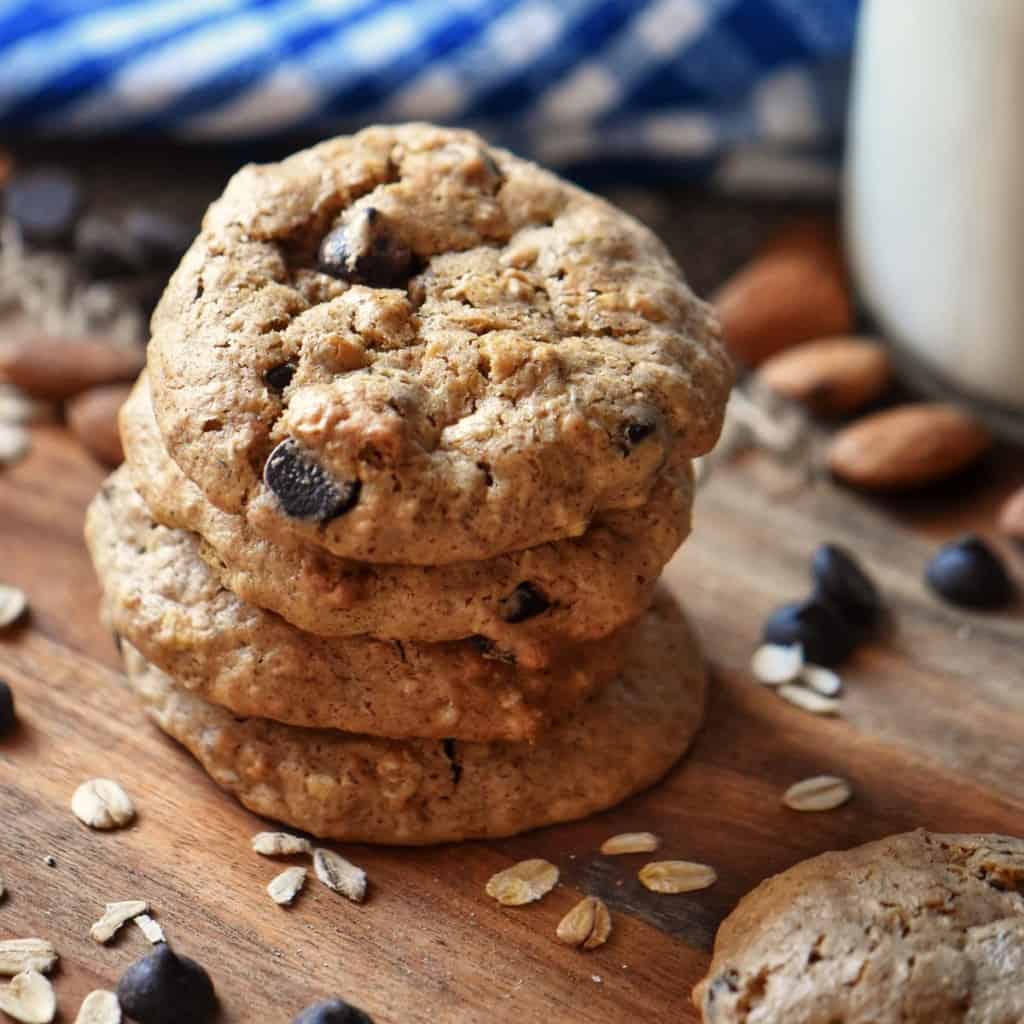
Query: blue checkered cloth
0,0,858,190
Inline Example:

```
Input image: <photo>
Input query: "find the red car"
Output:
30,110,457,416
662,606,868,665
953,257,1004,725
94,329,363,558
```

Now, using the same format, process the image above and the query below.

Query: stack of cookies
85,124,732,844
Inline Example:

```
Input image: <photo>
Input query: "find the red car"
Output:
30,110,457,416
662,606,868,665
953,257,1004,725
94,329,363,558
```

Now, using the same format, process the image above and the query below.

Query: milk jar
845,0,1024,437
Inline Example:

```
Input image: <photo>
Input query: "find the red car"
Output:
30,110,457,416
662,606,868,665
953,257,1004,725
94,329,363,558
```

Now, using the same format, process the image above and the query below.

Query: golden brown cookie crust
119,588,706,844
121,373,692,668
694,829,1024,1023
146,123,730,565
86,468,625,742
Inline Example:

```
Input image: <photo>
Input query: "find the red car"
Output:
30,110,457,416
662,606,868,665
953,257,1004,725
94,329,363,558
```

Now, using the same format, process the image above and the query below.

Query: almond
757,336,891,416
0,337,143,401
998,486,1024,540
67,384,130,466
713,220,853,367
829,404,991,491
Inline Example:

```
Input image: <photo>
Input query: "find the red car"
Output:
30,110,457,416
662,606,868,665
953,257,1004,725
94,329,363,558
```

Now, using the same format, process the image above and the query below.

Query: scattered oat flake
556,897,612,950
313,849,366,903
600,832,660,856
251,832,312,857
0,584,27,629
0,969,56,1023
777,684,840,716
90,900,148,944
74,990,120,1024
783,775,853,812
639,861,717,895
0,423,29,466
801,664,842,697
133,915,164,945
485,859,559,907
71,778,135,830
268,866,307,906
750,643,803,685
0,940,57,977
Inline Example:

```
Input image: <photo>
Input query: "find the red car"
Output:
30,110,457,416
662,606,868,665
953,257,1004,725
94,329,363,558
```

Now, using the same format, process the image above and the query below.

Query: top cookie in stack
87,123,732,843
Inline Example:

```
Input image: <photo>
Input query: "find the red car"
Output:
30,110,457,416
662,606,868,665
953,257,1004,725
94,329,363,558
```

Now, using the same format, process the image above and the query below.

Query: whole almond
758,336,891,416
829,404,991,491
67,384,130,467
713,221,853,367
998,486,1024,540
0,337,143,401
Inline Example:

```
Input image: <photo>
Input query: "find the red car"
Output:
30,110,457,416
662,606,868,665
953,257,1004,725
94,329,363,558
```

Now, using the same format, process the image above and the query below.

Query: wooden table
1,414,1022,1023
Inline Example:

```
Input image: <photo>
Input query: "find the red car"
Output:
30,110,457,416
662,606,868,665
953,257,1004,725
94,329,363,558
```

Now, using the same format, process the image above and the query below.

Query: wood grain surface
1,421,1022,1024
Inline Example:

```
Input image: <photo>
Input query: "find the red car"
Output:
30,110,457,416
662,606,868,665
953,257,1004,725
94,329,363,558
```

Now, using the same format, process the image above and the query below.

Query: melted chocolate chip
264,439,360,522
318,207,416,287
0,680,16,738
117,945,217,1024
499,582,551,623
925,535,1016,609
292,998,375,1024
623,421,656,448
264,361,297,393
811,543,883,630
763,598,857,667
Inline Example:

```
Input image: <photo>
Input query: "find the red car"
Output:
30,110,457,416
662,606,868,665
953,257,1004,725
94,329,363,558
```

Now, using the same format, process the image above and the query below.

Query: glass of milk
845,0,1024,438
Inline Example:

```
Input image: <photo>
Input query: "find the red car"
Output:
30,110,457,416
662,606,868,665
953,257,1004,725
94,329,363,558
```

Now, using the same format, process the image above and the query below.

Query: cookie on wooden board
146,122,731,565
121,374,693,669
118,589,707,845
694,829,1024,1023
86,468,625,743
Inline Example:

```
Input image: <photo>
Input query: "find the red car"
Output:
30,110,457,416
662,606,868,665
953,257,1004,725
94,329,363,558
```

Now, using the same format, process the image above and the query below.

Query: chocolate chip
116,944,217,1024
74,213,146,278
292,998,374,1024
0,680,16,738
925,535,1016,609
763,598,857,667
318,207,416,287
5,169,83,246
811,543,883,630
467,635,516,664
499,582,551,623
264,439,360,522
263,361,297,393
441,738,462,786
124,208,194,268
623,421,656,448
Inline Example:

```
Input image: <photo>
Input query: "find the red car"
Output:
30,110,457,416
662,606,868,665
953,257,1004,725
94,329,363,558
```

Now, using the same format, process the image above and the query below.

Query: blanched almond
829,404,991,491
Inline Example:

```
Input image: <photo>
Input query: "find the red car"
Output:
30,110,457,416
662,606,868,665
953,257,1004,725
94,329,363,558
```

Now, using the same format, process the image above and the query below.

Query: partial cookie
694,829,1024,1023
86,469,624,743
121,374,692,669
147,122,731,565
119,589,706,844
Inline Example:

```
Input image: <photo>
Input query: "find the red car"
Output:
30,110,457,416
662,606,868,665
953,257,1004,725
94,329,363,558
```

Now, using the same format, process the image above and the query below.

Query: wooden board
1,424,1022,1023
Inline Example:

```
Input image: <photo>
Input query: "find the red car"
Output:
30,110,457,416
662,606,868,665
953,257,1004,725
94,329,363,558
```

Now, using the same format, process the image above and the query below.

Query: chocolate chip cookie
121,374,692,669
118,588,707,844
146,123,731,565
694,829,1024,1023
86,469,624,742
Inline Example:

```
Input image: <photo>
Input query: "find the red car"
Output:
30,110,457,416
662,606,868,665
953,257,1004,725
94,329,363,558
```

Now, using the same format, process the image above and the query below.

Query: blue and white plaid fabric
0,0,858,190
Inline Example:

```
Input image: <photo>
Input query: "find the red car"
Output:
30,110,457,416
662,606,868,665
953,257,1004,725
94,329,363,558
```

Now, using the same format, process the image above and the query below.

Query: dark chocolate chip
263,361,297,393
318,207,416,287
441,738,462,786
292,997,374,1024
264,439,360,522
763,598,857,667
811,543,883,630
499,582,551,624
0,680,16,738
124,208,195,268
116,944,217,1024
623,421,656,448
5,169,83,246
467,635,516,664
925,535,1016,609
74,213,146,278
